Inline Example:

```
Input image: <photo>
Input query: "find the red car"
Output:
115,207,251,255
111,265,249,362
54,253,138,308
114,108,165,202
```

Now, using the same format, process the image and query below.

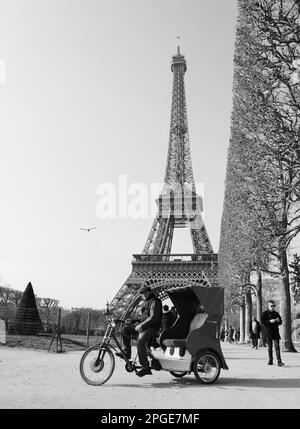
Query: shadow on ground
108,376,300,389
227,357,267,360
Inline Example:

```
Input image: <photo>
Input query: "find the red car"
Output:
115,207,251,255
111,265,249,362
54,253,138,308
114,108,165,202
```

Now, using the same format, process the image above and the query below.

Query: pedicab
79,285,228,386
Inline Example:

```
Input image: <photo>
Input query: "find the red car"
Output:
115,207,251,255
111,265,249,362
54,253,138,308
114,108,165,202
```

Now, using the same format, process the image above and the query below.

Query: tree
245,0,300,352
219,3,270,338
220,0,300,352
40,298,59,328
290,253,300,303
9,289,23,309
262,276,280,303
15,282,43,335
59,307,107,335
0,285,13,323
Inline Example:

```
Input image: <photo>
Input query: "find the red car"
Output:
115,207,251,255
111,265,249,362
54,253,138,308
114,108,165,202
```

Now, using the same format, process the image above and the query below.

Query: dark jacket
261,310,282,339
139,294,162,332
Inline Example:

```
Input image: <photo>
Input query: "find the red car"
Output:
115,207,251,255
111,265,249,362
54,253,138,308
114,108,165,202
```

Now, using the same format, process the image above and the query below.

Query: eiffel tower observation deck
109,45,218,318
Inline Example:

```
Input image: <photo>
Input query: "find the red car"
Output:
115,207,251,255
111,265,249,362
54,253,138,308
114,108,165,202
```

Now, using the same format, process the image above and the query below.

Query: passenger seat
162,312,208,353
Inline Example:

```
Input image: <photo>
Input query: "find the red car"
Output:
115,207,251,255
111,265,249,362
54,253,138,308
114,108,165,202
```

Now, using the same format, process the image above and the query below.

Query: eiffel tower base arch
109,254,218,318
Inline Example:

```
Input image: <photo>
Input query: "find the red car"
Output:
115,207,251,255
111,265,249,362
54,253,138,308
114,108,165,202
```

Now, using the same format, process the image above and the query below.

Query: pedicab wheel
193,351,220,384
80,345,115,386
169,371,189,378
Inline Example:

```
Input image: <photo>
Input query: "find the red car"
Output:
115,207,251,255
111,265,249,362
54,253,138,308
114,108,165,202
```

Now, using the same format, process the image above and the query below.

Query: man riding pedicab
116,286,162,377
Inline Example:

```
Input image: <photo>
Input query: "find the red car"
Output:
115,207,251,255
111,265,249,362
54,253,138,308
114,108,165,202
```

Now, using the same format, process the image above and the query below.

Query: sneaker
136,367,152,377
115,352,130,360
278,361,285,367
268,361,273,365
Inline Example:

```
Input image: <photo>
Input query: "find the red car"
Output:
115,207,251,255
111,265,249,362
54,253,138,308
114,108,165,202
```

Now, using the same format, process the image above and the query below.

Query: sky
0,0,238,308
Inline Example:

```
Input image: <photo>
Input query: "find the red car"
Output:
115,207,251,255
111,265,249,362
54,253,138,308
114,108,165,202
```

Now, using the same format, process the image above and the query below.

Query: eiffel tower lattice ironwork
109,45,218,318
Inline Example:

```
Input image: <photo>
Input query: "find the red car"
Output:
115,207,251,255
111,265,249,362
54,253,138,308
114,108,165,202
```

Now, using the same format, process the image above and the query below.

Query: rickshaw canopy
167,286,224,317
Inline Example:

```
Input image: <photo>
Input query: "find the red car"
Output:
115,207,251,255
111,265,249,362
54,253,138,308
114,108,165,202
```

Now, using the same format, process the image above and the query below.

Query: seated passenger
161,305,176,332
161,303,208,355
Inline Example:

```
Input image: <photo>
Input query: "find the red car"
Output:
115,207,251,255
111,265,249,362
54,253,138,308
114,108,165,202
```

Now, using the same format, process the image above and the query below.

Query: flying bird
80,227,97,232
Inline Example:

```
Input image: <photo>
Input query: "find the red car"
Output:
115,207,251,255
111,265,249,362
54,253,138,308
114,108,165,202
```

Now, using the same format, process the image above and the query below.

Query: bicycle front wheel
80,345,115,386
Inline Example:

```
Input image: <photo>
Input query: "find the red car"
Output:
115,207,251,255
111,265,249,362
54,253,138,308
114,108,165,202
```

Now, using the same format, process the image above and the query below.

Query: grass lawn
60,334,100,346
61,333,122,342
1,334,86,352
1,333,123,352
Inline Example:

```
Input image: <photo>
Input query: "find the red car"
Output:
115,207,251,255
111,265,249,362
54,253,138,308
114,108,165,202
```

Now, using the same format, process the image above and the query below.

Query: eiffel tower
109,45,218,318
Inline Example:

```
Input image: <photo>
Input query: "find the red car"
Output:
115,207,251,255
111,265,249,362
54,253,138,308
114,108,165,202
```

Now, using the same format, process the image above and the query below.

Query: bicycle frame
96,319,140,371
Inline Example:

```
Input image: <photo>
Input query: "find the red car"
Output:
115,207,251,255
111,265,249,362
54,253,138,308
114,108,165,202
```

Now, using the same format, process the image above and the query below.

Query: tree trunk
256,269,263,347
245,290,252,343
279,250,297,352
239,296,245,343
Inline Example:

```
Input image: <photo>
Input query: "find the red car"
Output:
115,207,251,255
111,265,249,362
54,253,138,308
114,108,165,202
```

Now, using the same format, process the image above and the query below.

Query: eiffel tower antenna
177,36,181,55
109,48,218,317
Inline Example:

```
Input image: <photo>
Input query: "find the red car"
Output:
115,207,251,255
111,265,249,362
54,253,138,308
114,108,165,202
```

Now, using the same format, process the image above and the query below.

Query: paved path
0,342,300,409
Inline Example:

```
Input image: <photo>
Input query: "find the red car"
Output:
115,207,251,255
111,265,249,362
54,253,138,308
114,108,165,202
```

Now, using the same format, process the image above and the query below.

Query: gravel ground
0,342,300,409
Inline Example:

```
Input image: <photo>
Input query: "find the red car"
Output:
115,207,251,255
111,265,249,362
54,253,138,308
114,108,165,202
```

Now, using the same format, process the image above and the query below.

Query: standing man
227,326,234,343
261,300,284,366
234,328,240,344
250,316,261,349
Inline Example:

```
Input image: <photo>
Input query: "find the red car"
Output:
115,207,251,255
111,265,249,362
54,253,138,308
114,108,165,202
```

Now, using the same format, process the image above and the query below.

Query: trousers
121,324,157,368
251,334,259,348
266,337,281,362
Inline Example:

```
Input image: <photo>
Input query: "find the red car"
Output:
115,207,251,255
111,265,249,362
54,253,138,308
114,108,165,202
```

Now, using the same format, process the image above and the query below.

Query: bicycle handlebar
107,318,139,325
